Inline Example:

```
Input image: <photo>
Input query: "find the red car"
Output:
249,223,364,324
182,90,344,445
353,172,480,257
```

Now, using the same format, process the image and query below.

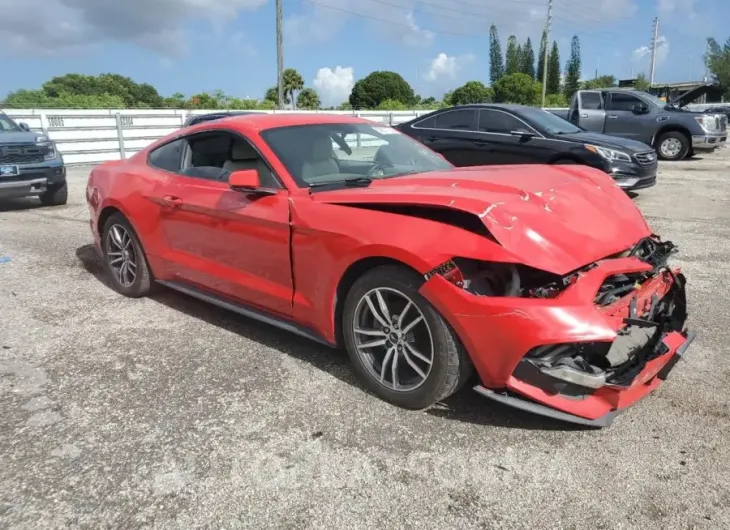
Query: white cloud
424,53,474,83
0,0,267,57
313,66,355,106
632,35,669,66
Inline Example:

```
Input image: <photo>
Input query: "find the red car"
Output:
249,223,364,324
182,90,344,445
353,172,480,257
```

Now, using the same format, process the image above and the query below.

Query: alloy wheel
105,224,137,288
352,287,434,392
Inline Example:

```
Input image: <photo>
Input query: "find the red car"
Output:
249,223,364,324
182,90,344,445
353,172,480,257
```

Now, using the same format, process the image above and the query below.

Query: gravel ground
1,152,729,529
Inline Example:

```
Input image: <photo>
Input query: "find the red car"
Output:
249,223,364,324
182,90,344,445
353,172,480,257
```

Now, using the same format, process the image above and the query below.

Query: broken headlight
424,258,586,298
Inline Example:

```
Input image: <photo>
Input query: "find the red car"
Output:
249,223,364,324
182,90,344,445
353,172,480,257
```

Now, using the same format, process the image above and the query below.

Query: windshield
260,122,453,187
0,112,21,132
517,107,582,134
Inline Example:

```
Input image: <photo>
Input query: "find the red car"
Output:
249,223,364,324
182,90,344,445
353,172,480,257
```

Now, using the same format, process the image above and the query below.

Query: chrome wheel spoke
397,301,412,328
359,338,387,349
374,290,392,324
365,294,391,328
109,256,124,266
391,347,400,390
405,342,432,365
110,225,125,248
380,346,395,383
354,328,386,337
106,224,137,287
401,314,423,334
402,349,427,380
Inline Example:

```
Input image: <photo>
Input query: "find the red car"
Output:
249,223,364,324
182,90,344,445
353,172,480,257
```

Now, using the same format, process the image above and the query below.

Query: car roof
193,112,377,132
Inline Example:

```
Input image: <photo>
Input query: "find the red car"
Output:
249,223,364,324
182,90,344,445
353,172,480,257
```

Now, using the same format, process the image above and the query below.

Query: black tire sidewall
657,132,689,161
101,213,150,296
342,266,460,409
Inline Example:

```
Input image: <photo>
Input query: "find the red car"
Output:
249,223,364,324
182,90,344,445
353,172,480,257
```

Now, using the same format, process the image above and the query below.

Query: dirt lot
1,152,729,529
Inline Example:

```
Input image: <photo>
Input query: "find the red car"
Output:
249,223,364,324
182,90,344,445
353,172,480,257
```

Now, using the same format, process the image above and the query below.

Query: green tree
489,25,505,85
582,75,617,89
41,73,163,107
705,37,730,97
493,73,542,105
537,31,547,84
547,41,561,95
633,73,651,92
349,71,416,109
544,93,568,107
377,99,407,110
563,35,581,100
449,81,494,105
1,88,126,108
282,68,304,109
296,88,321,109
505,35,520,75
521,38,536,79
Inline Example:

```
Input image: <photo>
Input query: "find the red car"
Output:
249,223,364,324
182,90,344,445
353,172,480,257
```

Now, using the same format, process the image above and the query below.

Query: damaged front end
423,234,695,427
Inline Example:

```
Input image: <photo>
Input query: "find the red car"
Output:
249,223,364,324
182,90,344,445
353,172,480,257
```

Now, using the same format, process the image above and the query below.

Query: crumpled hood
314,165,652,275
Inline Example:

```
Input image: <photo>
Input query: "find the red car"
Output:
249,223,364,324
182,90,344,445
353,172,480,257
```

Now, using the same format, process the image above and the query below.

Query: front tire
342,265,473,409
39,182,68,206
101,213,152,298
656,131,690,161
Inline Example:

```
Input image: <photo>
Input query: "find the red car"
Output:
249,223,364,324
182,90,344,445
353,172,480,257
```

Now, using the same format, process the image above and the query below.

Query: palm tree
282,68,304,110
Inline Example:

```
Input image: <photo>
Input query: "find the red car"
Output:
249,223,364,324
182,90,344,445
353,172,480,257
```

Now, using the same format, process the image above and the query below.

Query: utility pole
649,17,659,86
540,0,553,107
276,0,284,110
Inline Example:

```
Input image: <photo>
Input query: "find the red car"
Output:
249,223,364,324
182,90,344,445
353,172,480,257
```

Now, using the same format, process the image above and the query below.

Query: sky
0,0,727,107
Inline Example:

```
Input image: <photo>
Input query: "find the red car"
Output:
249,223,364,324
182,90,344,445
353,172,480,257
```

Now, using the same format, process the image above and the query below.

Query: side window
148,139,184,172
608,93,642,112
434,110,475,130
413,115,436,129
179,131,280,187
580,92,604,110
478,110,526,133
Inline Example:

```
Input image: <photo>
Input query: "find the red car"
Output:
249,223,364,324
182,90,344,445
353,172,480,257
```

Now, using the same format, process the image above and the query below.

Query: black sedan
396,104,658,191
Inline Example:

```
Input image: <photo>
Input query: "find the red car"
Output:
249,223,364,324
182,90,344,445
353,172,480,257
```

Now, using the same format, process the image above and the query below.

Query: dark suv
0,111,67,205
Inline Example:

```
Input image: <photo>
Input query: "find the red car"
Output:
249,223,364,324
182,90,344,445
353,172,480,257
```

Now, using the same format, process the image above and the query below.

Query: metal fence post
115,112,126,159
388,113,393,126
39,112,49,136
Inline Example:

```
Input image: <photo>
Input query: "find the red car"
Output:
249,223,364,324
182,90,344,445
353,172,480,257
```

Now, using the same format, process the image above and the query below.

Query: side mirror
510,129,536,138
18,122,30,131
228,169,261,190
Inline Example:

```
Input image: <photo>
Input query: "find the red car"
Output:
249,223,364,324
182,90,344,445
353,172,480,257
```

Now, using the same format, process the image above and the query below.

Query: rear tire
39,182,68,206
101,213,152,298
342,265,474,409
656,131,690,161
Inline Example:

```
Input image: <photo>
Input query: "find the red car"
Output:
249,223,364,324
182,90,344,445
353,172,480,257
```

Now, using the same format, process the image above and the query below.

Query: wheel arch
651,125,691,147
333,256,421,348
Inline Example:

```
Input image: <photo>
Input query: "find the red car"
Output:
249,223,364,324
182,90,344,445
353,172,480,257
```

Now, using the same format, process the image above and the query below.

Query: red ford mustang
86,113,694,427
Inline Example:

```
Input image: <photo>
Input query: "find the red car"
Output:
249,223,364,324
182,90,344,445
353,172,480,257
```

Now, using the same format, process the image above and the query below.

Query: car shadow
75,243,596,432
0,197,43,212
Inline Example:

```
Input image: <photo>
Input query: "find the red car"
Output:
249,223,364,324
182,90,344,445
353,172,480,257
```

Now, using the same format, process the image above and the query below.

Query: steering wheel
367,161,394,177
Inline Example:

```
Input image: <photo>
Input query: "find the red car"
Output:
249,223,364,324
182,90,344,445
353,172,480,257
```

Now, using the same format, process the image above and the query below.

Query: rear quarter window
148,139,184,172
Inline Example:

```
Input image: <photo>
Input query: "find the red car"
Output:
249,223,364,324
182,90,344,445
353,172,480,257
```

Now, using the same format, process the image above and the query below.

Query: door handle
162,195,183,207
425,136,439,142
580,113,588,118
473,141,489,147
607,115,618,119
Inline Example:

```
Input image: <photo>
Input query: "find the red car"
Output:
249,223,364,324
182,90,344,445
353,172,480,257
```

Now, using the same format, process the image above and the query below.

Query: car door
476,109,550,164
576,91,607,132
603,92,653,142
410,109,485,167
155,130,293,317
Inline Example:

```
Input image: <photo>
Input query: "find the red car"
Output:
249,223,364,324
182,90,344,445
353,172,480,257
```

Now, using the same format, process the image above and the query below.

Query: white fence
2,104,722,165
2,108,438,165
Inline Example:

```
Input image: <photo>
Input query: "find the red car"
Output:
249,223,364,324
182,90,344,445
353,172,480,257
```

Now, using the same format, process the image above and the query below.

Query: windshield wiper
308,176,373,190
